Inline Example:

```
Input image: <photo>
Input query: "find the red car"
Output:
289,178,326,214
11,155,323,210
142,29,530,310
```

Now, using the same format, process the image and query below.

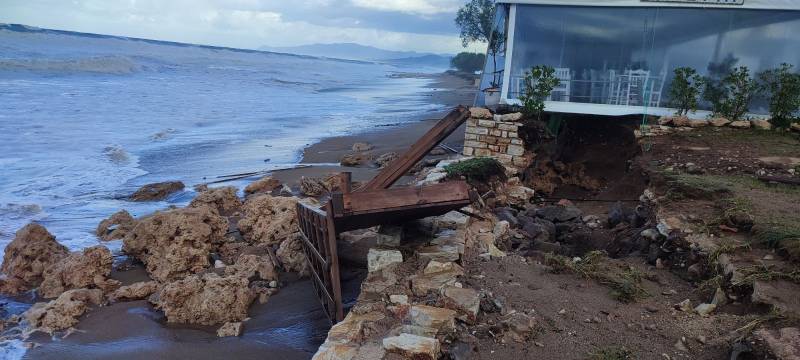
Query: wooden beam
358,106,470,192
324,200,344,322
343,181,470,214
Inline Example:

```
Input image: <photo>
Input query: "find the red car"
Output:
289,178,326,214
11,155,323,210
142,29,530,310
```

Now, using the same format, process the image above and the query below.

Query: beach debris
39,245,119,299
382,333,440,360
217,321,244,337
0,223,69,295
224,254,278,282
299,176,328,197
122,206,228,282
24,288,104,334
276,232,309,275
352,142,374,152
129,181,185,201
153,272,254,326
340,152,371,167
375,152,398,168
367,249,403,273
244,176,281,196
107,281,158,302
188,186,242,215
95,210,137,241
237,195,299,245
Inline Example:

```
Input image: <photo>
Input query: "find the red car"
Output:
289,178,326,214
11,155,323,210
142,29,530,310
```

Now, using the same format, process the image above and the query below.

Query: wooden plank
358,106,469,192
325,199,344,322
344,181,470,214
340,172,352,194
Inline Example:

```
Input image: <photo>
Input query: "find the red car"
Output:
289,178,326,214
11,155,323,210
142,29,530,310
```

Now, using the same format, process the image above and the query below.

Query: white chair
550,68,572,102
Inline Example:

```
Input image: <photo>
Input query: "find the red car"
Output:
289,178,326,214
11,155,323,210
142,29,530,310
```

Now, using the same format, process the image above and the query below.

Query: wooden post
325,199,344,322
340,172,352,194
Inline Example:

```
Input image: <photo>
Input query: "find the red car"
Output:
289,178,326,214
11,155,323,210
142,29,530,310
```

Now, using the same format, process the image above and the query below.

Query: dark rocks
493,207,519,228
534,205,582,223
129,181,185,201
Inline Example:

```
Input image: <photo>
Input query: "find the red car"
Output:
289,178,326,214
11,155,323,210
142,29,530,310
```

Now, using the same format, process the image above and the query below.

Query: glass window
477,4,509,106
506,5,800,114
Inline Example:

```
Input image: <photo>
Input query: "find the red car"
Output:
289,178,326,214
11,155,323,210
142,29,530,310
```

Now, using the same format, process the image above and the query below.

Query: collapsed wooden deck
296,106,473,322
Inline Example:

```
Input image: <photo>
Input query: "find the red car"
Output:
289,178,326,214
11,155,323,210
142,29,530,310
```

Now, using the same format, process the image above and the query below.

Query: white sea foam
0,339,26,360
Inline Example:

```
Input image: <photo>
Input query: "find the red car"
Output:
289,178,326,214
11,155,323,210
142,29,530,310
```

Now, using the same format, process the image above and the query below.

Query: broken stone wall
462,107,530,171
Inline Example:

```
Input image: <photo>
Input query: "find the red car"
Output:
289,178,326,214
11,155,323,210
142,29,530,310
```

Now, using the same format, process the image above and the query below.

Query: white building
477,0,800,117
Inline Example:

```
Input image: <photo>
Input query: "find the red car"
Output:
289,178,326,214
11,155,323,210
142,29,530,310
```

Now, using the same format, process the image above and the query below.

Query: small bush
711,66,762,121
519,65,560,121
759,63,800,129
450,52,486,73
444,157,506,183
544,251,648,303
669,67,703,116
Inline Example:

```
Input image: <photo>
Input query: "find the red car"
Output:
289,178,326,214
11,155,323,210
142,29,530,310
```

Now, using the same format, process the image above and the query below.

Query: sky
0,0,486,53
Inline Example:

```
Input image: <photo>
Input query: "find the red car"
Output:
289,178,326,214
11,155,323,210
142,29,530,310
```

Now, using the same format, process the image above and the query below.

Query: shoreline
3,70,478,360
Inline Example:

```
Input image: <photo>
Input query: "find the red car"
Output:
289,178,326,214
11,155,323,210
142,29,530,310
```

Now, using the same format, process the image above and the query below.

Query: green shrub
444,157,506,183
450,52,486,73
519,65,560,121
668,67,703,116
711,66,762,121
759,63,800,129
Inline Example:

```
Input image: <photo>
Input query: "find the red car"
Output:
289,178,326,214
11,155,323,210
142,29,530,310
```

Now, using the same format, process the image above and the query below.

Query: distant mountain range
261,43,453,68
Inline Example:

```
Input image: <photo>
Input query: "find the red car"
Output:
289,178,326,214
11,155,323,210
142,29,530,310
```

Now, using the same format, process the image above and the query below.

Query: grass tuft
588,346,633,360
444,157,506,183
544,251,649,303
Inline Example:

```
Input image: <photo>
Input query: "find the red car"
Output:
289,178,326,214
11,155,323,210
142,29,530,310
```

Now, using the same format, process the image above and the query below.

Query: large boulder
189,186,242,215
123,206,228,282
95,210,137,241
0,223,69,295
299,177,329,197
276,233,309,275
129,181,185,201
25,288,104,334
244,176,281,196
237,195,299,245
39,245,119,299
153,272,254,326
375,152,399,169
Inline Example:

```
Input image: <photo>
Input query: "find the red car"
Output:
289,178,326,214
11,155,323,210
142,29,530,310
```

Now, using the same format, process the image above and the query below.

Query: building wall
463,107,530,170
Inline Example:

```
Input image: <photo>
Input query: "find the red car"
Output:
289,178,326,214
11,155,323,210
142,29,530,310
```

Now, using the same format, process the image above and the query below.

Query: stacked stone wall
463,107,529,169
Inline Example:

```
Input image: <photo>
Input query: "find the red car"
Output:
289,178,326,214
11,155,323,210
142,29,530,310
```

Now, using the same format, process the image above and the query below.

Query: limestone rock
493,112,523,122
352,142,373,152
657,116,674,126
129,181,185,201
417,245,460,263
367,249,403,273
189,186,242,215
694,303,716,317
751,280,800,318
25,288,104,334
504,184,535,207
754,327,800,360
39,245,118,299
237,195,299,245
687,119,707,128
340,153,371,167
442,286,480,322
224,254,278,282
276,232,309,275
154,272,254,326
300,176,329,197
375,152,398,169
95,210,137,241
244,176,281,196
469,107,492,119
409,305,456,335
411,262,463,296
1,223,69,295
123,206,228,282
751,119,773,130
383,333,440,360
217,322,243,337
502,312,537,342
729,120,751,129
671,116,691,127
710,117,730,127
108,281,158,302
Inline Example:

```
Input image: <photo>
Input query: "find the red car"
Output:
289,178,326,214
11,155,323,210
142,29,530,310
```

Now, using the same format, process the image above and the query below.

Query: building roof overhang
496,0,800,11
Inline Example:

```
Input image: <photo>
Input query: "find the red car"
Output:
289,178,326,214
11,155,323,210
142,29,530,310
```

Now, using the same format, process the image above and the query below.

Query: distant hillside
261,42,452,64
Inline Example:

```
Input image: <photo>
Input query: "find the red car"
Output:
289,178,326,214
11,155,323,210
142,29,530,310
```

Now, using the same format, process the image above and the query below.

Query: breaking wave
0,56,140,74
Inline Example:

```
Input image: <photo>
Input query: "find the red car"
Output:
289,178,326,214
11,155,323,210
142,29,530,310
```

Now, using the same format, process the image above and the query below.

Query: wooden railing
296,200,343,322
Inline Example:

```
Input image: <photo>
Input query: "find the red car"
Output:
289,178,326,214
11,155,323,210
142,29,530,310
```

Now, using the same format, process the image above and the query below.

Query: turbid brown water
24,268,366,360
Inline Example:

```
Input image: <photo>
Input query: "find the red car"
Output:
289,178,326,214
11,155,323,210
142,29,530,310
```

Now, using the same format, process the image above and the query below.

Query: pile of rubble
0,177,313,338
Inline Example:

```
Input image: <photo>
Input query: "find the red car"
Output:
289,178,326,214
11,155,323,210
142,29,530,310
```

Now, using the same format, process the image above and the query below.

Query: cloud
0,0,480,53
350,0,462,15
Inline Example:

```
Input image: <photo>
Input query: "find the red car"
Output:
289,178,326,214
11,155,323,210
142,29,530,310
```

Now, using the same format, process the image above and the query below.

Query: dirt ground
459,119,800,360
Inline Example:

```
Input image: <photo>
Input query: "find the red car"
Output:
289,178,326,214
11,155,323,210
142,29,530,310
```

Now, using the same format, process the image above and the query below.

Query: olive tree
668,67,703,116
520,65,560,121
455,0,504,86
759,63,800,129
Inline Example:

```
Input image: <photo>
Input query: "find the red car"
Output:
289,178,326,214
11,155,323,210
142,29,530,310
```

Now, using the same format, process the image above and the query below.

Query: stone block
462,147,474,156
463,140,485,149
510,138,523,145
478,119,496,128
382,334,440,360
493,112,523,122
507,144,525,156
442,286,480,322
367,249,403,273
466,126,489,135
497,123,518,131
469,107,492,119
489,129,503,137
409,305,456,334
474,148,491,157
